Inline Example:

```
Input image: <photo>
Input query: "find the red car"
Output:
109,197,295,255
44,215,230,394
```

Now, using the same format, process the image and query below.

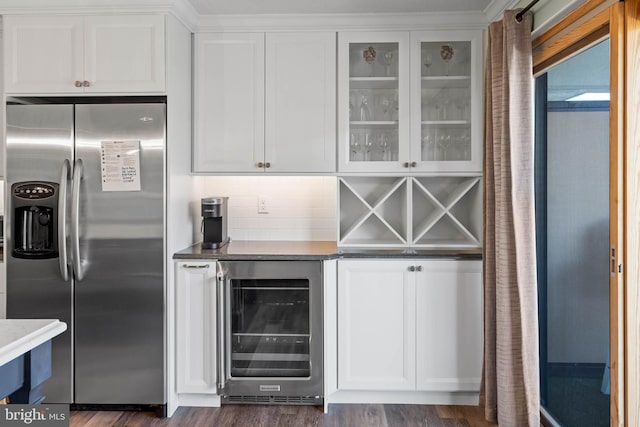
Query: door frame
531,0,628,425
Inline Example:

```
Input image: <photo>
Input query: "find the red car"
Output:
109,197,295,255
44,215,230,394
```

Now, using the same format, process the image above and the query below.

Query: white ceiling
186,0,494,15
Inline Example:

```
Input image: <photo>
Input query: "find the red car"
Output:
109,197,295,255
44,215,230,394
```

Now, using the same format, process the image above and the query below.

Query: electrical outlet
258,196,269,214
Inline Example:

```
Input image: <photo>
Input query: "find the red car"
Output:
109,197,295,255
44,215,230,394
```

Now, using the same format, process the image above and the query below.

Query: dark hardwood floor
70,404,497,427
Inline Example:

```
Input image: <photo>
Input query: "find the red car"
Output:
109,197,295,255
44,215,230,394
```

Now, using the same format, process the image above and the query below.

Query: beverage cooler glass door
231,277,311,377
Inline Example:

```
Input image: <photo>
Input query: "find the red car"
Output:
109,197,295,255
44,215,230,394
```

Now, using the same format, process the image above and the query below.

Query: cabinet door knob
403,162,410,168
74,81,82,87
416,265,423,272
411,162,417,167
257,162,264,168
265,162,271,168
408,266,416,272
82,80,90,87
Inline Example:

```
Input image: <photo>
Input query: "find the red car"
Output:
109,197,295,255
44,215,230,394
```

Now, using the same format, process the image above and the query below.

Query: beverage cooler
215,261,323,404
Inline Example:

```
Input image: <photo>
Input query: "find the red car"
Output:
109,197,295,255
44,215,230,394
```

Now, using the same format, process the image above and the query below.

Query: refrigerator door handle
216,261,228,393
58,159,71,281
71,158,85,281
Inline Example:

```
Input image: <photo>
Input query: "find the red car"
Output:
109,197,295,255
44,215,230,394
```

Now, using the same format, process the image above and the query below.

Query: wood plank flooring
70,404,497,427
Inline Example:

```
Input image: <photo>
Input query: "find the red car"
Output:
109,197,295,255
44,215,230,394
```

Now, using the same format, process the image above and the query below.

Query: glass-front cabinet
411,31,482,172
338,32,410,173
338,30,482,173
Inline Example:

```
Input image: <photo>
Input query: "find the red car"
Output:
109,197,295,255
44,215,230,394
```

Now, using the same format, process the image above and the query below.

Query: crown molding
195,11,488,32
484,0,522,22
0,0,198,31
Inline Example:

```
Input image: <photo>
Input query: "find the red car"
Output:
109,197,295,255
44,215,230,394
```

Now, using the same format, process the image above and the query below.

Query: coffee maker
201,197,230,249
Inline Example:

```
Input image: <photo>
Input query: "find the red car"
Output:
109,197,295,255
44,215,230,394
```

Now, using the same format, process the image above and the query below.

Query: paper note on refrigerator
100,140,141,192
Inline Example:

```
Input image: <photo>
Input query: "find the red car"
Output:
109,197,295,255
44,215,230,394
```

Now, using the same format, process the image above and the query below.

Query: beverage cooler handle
58,160,71,281
71,159,84,281
216,262,228,392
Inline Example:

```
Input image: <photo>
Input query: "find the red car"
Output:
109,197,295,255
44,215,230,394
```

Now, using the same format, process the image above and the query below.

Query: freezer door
73,104,165,404
6,104,74,403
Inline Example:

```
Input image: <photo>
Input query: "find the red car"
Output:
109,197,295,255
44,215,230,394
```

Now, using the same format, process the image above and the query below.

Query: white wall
192,176,337,242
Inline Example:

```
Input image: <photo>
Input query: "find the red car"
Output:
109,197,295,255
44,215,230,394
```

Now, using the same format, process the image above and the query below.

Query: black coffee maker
201,197,230,249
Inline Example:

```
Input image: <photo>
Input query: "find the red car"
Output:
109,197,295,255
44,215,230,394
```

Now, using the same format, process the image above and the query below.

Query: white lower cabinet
337,259,482,393
175,261,217,394
414,260,483,391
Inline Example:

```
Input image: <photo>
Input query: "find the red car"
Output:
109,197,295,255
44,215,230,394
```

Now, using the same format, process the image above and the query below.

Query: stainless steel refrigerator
6,100,165,411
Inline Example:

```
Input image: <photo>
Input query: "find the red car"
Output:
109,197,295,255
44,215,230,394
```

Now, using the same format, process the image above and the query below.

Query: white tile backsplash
194,176,337,242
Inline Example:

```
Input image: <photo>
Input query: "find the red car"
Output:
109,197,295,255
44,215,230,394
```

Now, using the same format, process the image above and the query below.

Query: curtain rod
515,0,540,22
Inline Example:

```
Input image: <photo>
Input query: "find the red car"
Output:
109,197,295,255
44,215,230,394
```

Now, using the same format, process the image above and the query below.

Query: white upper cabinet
265,33,336,173
4,15,165,94
193,32,336,173
193,33,265,173
83,15,165,93
338,29,482,173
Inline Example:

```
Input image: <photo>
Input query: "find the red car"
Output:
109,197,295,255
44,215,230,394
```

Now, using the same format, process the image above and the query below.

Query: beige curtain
481,9,540,426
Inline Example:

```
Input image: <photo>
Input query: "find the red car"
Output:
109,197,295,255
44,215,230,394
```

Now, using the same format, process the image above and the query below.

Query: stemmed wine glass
382,51,394,77
359,95,371,121
423,52,433,76
363,46,377,77
422,132,435,161
438,132,452,161
440,44,454,76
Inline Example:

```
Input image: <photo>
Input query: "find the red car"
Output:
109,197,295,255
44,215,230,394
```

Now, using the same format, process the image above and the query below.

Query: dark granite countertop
173,240,339,261
173,240,482,261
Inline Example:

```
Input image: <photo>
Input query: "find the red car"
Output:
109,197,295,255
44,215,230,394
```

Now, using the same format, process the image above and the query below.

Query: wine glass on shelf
349,94,356,121
380,95,391,121
359,95,371,121
364,132,373,161
363,46,377,77
421,131,435,161
438,132,452,161
460,130,472,160
423,52,433,76
439,89,451,121
440,44,454,76
350,132,362,161
454,92,469,121
378,133,390,161
382,51,394,77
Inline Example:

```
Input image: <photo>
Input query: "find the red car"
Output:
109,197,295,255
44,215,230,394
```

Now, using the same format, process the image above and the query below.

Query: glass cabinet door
338,32,410,172
411,31,482,172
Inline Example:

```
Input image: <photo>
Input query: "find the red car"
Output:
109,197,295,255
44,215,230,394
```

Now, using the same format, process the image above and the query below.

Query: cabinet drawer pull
82,80,90,87
183,264,210,269
257,162,264,168
403,162,410,168
411,162,417,167
415,265,423,272
265,162,271,168
408,266,416,272
74,80,82,87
